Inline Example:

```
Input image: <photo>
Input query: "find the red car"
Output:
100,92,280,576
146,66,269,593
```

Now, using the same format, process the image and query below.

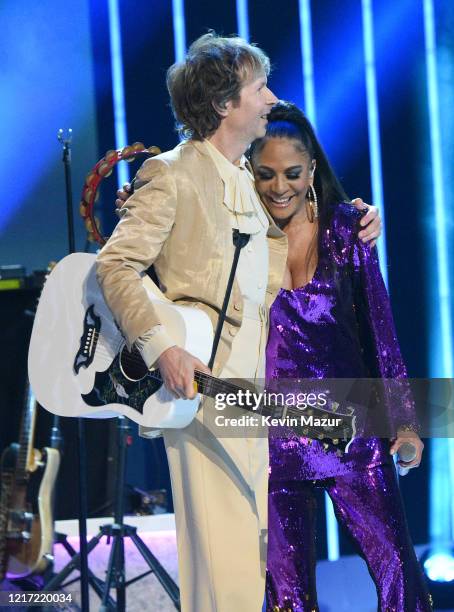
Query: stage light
172,0,186,63
314,1,415,174
424,551,454,582
236,0,250,42
107,0,129,188
360,0,388,285
420,548,454,608
423,0,453,377
422,2,454,606
297,0,340,561
324,495,339,561
298,0,316,126
423,0,454,549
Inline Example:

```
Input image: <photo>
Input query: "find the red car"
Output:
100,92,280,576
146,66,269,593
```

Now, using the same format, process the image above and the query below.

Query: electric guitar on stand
0,385,60,579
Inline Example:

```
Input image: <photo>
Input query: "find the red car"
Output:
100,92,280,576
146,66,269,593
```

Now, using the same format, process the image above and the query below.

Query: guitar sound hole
119,346,149,382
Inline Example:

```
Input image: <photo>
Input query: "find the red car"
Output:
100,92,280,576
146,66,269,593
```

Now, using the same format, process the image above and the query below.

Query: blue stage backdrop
0,0,452,561
0,0,98,272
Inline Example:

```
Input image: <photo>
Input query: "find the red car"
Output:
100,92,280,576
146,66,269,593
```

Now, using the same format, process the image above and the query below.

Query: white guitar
28,253,358,444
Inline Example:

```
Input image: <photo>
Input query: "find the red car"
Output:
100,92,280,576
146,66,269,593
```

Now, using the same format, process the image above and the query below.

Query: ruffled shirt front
203,138,268,236
203,138,269,381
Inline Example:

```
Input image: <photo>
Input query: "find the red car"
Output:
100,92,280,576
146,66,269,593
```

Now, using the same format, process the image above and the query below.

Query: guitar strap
208,229,251,370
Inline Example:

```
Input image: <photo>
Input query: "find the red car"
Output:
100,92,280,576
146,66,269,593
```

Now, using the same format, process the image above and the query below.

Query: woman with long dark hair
249,101,431,611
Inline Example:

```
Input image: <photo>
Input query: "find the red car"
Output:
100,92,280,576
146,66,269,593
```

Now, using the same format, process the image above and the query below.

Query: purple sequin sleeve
351,235,419,435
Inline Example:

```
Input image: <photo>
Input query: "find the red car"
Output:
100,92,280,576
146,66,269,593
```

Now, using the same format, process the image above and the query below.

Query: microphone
396,442,417,477
397,442,417,463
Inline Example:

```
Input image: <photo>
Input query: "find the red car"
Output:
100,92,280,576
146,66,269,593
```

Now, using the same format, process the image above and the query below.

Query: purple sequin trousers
265,205,432,611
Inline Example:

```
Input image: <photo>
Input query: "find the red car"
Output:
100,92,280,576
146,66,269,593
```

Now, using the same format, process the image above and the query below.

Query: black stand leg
100,534,120,611
116,535,125,610
130,531,180,607
46,531,101,587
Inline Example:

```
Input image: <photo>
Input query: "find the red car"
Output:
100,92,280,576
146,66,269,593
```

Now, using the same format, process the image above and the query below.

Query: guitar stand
47,532,116,608
45,417,180,611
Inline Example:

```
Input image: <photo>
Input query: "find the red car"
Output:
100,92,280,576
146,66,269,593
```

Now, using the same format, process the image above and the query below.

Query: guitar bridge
73,305,100,374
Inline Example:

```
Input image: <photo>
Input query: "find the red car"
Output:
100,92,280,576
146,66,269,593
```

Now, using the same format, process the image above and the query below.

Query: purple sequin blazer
266,203,418,441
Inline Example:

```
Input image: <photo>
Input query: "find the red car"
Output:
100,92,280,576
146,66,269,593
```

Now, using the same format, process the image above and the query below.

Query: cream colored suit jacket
96,139,288,376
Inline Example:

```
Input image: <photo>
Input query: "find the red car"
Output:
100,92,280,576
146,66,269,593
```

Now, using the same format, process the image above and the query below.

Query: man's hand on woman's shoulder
115,182,132,215
351,197,381,247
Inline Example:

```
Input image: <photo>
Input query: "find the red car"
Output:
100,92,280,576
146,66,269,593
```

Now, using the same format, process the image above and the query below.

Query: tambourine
79,142,161,246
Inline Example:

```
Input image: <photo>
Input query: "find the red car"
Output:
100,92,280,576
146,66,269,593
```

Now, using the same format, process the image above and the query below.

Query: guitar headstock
268,399,367,456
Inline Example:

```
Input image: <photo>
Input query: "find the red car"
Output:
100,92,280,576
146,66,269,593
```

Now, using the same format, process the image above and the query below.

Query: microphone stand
55,129,90,610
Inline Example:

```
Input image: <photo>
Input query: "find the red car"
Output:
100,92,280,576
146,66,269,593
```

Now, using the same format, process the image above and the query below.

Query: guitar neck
191,370,355,448
193,371,281,417
149,367,269,412
16,385,38,481
147,365,353,444
152,368,313,419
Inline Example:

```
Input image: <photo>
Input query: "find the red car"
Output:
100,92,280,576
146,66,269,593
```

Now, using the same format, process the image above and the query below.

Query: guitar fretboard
16,386,37,481
153,369,339,421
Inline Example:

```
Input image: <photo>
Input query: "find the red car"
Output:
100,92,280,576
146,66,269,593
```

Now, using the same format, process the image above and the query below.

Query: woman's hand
390,429,424,469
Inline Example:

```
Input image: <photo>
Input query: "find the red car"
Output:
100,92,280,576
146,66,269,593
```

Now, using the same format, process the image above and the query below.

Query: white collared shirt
203,139,269,380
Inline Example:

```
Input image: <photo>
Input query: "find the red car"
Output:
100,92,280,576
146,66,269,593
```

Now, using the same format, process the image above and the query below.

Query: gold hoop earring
306,184,318,223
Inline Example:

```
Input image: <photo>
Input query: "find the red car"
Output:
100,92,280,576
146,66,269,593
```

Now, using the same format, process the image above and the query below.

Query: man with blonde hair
98,32,381,611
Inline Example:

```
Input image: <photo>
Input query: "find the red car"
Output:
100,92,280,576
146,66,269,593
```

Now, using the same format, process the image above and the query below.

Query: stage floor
1,514,452,611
